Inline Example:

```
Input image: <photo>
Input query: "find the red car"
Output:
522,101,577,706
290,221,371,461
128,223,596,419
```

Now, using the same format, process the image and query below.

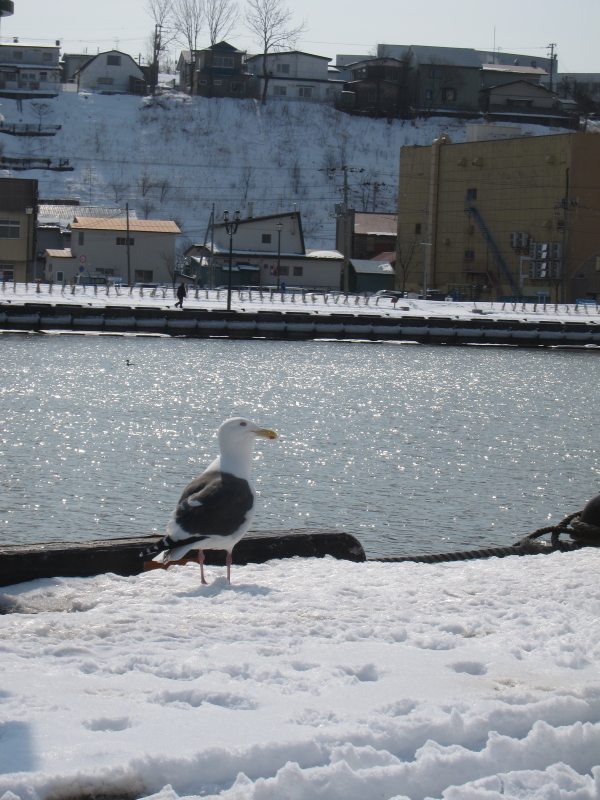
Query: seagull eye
240,422,247,426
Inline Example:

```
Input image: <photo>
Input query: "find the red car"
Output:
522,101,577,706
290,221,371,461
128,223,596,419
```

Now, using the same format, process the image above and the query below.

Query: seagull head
217,418,278,478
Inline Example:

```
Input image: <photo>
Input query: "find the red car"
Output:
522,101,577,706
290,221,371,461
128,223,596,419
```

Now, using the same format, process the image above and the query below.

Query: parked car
417,289,445,301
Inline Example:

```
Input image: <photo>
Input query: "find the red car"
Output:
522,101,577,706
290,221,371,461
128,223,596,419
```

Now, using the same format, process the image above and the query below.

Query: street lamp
223,210,241,312
276,221,283,291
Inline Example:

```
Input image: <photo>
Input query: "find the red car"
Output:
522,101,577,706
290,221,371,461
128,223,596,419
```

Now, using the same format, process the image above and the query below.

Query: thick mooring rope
368,510,600,564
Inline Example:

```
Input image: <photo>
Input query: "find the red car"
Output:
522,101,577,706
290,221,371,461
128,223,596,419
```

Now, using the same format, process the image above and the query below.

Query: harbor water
1,334,599,557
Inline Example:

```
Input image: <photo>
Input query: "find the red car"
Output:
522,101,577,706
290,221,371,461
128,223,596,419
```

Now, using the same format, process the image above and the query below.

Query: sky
2,0,599,73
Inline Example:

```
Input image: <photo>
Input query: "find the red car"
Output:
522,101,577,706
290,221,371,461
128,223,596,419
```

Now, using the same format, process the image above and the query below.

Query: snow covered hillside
1,552,599,799
0,91,569,249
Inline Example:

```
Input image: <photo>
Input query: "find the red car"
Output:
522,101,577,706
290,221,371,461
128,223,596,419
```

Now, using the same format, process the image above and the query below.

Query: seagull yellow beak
255,428,278,440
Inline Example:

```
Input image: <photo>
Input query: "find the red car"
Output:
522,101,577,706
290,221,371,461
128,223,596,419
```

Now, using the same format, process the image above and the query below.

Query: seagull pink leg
198,550,208,585
226,552,232,584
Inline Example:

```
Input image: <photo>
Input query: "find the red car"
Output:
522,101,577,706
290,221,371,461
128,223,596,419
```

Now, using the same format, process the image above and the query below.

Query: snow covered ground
0,91,571,249
2,282,600,324
0,550,599,799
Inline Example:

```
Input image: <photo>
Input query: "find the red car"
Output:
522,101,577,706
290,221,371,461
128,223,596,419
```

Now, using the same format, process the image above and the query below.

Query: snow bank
0,551,599,799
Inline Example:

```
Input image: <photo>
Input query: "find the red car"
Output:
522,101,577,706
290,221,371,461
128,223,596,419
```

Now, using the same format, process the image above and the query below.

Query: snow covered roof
354,212,397,236
44,248,74,258
482,63,548,76
38,205,135,226
306,249,344,259
69,218,181,233
350,258,394,274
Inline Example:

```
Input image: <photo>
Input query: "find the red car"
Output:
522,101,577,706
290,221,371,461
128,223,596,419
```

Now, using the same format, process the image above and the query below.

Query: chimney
247,201,254,218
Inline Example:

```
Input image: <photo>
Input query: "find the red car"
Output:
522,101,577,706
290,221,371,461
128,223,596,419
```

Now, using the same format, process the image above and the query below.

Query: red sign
79,255,87,264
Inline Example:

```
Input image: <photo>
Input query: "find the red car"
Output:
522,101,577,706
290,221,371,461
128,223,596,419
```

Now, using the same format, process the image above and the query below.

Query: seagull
126,358,134,366
141,417,278,583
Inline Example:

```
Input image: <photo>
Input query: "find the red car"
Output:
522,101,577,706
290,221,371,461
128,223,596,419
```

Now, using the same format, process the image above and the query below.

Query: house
176,50,193,93
61,53,91,83
480,63,547,90
73,50,146,95
246,51,343,103
479,80,576,127
341,57,409,116
0,176,37,282
348,259,395,293
407,45,482,115
43,217,180,284
0,42,61,99
188,41,249,98
185,211,343,289
396,130,600,302
336,211,398,260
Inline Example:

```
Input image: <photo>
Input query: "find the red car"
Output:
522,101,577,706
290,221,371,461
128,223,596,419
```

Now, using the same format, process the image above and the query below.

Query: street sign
78,266,84,273
79,255,87,264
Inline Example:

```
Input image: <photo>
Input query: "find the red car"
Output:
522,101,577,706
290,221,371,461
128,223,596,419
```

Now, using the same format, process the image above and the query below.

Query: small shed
73,50,146,94
349,259,395,293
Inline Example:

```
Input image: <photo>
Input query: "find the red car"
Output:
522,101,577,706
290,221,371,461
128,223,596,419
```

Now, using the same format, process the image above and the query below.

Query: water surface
1,334,598,557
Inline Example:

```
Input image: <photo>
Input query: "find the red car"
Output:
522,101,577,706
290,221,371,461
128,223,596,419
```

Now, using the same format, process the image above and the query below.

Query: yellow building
0,178,38,283
396,128,600,302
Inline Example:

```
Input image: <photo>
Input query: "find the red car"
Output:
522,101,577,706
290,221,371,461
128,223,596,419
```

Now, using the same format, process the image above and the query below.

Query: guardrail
0,122,62,136
1,305,599,346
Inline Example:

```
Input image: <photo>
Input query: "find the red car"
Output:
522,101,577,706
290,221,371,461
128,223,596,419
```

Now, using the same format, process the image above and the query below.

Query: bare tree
138,171,157,196
240,165,254,200
110,180,130,204
158,178,171,201
172,0,204,52
146,0,176,91
141,199,156,219
29,101,54,128
206,0,239,45
395,234,421,294
245,0,305,104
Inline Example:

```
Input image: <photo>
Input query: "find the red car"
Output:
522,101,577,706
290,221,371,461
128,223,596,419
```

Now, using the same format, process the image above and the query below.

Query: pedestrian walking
175,282,187,308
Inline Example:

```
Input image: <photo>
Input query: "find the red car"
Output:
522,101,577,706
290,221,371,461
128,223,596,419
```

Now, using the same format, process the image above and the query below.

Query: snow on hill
0,91,569,249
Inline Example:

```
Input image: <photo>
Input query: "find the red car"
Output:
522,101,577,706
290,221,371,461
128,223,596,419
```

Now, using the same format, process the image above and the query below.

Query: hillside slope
0,91,565,248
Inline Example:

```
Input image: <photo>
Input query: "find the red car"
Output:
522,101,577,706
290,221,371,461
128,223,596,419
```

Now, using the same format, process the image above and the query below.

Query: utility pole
152,24,162,96
323,165,364,294
547,43,557,93
126,202,131,286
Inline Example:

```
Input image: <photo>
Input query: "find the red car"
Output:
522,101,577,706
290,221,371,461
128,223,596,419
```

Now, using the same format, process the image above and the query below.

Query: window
442,88,456,101
40,72,47,80
213,56,234,68
352,68,366,80
43,52,53,62
0,265,14,281
199,79,208,85
464,250,475,262
135,269,153,282
273,85,286,96
425,89,433,100
230,81,242,93
293,266,303,276
213,79,222,86
13,51,22,60
116,237,135,246
107,55,121,66
276,63,290,74
428,67,442,79
262,234,272,243
298,86,312,98
385,68,399,82
367,89,377,102
55,271,64,282
78,232,84,245
415,223,422,235
97,77,114,85
510,99,533,107
0,220,20,239
279,266,289,276
466,188,477,200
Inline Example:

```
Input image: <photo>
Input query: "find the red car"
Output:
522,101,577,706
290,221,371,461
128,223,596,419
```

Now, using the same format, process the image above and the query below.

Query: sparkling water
1,334,598,557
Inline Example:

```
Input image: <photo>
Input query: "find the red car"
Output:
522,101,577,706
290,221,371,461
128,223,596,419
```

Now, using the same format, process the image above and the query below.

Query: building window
425,89,433,100
415,223,422,235
368,89,377,102
40,72,47,80
55,271,64,282
107,55,121,66
13,51,22,60
78,232,84,245
230,81,242,93
0,265,14,281
466,188,477,200
116,237,135,245
262,234,272,243
428,67,442,79
298,86,312,98
464,250,475,262
213,79,222,85
134,269,153,282
43,52,53,62
273,85,286,96
0,220,20,239
276,63,290,74
213,56,234,68
199,79,208,85
97,77,114,85
442,88,456,101
293,266,303,276
279,266,289,276
509,98,533,107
